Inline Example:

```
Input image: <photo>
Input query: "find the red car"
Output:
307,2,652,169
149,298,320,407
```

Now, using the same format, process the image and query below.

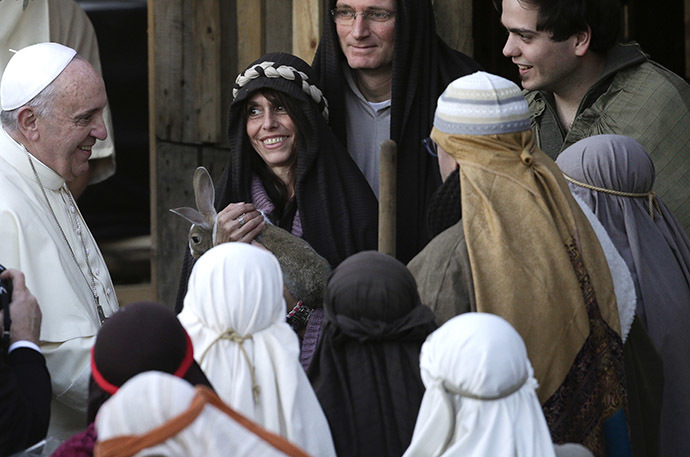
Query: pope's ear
16,106,40,141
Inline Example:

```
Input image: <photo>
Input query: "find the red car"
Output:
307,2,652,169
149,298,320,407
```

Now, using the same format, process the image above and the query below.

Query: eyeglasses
422,137,437,157
330,7,396,25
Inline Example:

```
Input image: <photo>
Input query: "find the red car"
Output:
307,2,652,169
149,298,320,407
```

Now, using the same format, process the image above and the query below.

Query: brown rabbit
171,166,331,309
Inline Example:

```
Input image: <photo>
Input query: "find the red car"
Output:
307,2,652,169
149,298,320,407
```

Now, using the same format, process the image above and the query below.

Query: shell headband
233,61,329,122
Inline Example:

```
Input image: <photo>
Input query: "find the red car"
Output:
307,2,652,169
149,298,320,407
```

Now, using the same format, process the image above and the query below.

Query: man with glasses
312,0,480,263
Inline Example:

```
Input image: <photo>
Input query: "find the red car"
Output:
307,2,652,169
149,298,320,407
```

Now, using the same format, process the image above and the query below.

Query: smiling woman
176,53,379,367
244,90,301,214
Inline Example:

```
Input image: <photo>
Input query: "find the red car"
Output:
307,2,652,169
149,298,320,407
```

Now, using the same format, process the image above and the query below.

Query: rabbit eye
191,235,200,244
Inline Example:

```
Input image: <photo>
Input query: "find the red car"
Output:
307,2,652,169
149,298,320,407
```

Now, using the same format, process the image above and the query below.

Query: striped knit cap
433,71,530,135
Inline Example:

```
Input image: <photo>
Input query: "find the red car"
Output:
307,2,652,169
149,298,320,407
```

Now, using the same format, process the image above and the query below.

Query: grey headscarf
556,134,690,457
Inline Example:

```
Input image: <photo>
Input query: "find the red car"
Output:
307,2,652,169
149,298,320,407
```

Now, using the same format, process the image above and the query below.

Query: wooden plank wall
149,0,473,307
149,0,233,308
293,0,322,63
686,0,690,77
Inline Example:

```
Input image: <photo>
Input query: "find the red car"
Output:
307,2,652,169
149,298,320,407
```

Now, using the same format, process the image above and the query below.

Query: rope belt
442,372,530,401
200,330,261,403
563,173,661,220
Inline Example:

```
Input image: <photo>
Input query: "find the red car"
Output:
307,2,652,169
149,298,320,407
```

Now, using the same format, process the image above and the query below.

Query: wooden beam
237,0,265,73
151,0,185,143
434,0,473,56
155,142,201,308
148,0,164,298
293,0,321,63
686,0,690,77
193,0,223,143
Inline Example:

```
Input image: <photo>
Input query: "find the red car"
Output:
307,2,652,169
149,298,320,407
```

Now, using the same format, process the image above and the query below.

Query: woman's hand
215,202,265,244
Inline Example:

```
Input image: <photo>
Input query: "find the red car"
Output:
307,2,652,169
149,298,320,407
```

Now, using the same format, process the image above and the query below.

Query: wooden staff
378,140,397,256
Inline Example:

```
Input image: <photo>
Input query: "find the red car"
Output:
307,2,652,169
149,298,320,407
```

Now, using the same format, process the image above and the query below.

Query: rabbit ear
170,207,213,230
193,167,216,218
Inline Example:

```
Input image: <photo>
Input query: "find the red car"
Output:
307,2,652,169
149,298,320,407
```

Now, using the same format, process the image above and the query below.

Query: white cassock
0,126,119,439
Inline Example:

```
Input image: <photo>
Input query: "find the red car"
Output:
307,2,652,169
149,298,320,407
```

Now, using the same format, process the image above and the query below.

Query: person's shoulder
610,53,690,101
409,221,465,270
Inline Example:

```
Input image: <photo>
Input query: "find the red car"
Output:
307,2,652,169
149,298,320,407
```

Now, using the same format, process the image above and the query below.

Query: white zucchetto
1,42,76,111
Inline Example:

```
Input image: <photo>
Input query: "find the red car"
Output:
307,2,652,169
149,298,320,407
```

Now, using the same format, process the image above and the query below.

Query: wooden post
379,140,397,257
193,0,222,143
685,0,690,77
148,0,158,299
237,0,265,73
293,0,321,63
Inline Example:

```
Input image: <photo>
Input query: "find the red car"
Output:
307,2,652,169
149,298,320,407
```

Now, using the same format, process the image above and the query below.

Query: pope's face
34,59,107,182
335,0,396,74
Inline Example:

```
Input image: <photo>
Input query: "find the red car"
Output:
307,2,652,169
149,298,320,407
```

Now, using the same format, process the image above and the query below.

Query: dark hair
242,89,310,230
493,0,622,54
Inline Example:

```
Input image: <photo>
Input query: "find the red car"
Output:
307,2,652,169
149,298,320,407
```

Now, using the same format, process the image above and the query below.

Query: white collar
0,126,65,191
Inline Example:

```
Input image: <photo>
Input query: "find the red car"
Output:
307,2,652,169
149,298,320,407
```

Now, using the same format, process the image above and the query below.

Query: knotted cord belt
563,173,661,220
200,330,261,403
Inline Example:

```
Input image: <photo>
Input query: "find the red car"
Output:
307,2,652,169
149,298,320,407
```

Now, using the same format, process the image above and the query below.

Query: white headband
233,61,329,122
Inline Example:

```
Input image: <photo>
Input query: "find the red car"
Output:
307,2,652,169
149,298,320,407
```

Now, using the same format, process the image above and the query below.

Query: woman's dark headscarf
175,53,378,311
308,251,436,457
312,0,481,263
88,302,212,423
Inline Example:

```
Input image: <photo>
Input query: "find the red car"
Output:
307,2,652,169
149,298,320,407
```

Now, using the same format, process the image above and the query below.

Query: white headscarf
95,371,303,457
403,313,556,457
178,243,336,457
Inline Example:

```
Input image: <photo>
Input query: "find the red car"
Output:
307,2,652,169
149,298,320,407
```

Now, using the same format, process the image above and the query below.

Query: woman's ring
237,213,246,227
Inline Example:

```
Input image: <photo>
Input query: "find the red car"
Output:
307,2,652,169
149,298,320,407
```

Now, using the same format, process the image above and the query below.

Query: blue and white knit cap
433,71,530,135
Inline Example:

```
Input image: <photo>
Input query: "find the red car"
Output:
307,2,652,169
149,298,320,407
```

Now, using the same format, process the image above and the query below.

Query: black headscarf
87,302,212,423
175,53,378,312
308,251,436,457
312,0,481,263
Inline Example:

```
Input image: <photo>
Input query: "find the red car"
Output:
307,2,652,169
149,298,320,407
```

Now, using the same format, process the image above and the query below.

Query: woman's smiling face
245,91,298,174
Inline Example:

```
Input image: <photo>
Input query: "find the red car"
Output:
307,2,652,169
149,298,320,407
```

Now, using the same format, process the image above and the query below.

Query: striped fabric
434,71,530,135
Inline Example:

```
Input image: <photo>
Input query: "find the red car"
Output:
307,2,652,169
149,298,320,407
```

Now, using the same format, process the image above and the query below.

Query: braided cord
562,173,661,219
233,61,329,121
199,330,261,403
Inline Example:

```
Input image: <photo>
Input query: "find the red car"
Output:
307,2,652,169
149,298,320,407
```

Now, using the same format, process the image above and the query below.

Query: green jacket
526,42,690,234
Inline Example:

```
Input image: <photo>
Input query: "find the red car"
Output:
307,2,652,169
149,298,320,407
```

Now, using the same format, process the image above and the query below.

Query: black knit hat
87,302,212,423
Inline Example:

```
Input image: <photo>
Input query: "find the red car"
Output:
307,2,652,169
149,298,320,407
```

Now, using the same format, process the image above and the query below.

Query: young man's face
335,0,396,74
500,0,580,93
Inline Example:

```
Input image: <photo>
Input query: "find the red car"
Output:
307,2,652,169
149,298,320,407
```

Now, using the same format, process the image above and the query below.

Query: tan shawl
431,128,621,403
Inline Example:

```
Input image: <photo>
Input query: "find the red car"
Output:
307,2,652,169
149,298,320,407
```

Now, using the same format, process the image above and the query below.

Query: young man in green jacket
497,0,690,236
